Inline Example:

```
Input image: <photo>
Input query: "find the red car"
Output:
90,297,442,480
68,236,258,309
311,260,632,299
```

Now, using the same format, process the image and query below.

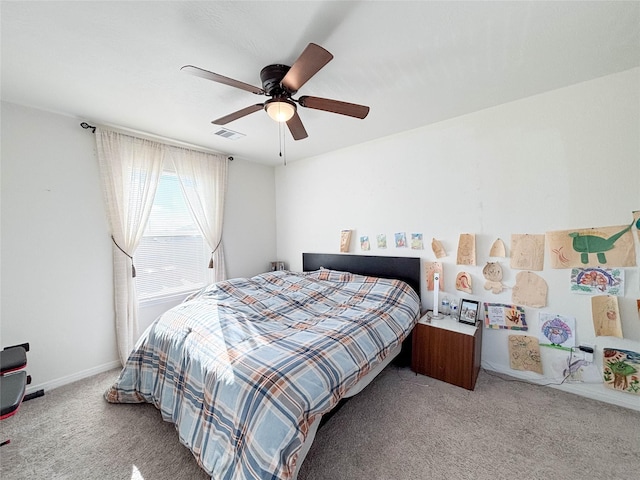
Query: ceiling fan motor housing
260,64,292,96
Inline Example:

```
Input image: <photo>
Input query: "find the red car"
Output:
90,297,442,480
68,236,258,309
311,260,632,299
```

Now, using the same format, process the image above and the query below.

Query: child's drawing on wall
484,303,527,331
456,233,476,265
411,233,423,250
570,267,623,296
591,295,623,338
547,221,637,269
431,238,447,258
340,229,352,253
489,238,506,257
512,271,547,308
483,262,505,294
538,313,575,351
603,348,639,396
508,335,543,374
456,272,472,294
510,234,545,271
360,236,370,251
425,262,443,292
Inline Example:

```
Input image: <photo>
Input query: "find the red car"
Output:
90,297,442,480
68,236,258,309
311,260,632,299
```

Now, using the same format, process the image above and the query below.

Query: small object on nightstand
424,310,438,322
440,295,450,316
431,272,442,318
449,297,459,317
458,299,480,325
270,261,285,271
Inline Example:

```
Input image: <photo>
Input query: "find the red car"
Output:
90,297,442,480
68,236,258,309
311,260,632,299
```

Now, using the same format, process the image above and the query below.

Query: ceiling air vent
213,127,245,140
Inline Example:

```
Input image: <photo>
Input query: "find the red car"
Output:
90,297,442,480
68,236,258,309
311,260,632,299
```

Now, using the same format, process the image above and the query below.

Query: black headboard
302,253,421,297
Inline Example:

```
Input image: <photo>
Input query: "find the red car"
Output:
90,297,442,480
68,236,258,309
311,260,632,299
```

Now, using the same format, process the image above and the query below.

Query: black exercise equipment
1,344,33,446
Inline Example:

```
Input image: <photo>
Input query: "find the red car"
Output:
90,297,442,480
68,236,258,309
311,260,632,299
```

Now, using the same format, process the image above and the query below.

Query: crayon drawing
538,313,575,351
570,267,623,296
512,271,547,308
591,295,623,338
456,233,476,265
510,234,545,271
603,348,640,396
483,262,505,294
411,233,424,250
339,229,352,253
508,335,543,374
546,220,638,268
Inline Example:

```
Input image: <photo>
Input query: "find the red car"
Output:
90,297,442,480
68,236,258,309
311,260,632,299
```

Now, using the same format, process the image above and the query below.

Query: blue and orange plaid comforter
105,269,420,479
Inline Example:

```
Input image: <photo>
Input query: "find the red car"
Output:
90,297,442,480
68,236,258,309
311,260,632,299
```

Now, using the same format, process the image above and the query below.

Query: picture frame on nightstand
459,299,479,325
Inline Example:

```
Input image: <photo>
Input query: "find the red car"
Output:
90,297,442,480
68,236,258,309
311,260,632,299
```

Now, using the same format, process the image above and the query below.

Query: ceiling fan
181,43,370,140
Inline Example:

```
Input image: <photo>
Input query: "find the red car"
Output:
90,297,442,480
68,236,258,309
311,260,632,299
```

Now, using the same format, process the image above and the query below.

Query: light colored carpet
1,366,638,479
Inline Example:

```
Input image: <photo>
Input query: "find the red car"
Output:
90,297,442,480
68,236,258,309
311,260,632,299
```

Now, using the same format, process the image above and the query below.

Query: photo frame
270,261,285,271
459,299,480,325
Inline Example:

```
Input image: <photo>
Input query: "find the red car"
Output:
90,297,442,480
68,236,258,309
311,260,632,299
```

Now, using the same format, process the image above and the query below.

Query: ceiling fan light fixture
265,98,296,122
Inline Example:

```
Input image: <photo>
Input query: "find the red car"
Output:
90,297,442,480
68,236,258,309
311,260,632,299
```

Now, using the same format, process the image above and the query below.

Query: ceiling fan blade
298,96,370,119
182,65,265,95
281,43,333,93
286,112,308,141
212,104,264,125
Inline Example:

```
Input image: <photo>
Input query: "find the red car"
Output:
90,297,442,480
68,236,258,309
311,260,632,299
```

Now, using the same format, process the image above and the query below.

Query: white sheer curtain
168,146,228,283
95,129,164,365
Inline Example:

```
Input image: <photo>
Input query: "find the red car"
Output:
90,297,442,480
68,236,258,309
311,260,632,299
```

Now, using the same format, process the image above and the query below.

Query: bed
105,253,421,480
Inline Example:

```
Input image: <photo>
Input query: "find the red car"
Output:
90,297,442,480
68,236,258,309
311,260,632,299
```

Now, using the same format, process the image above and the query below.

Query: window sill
139,288,201,308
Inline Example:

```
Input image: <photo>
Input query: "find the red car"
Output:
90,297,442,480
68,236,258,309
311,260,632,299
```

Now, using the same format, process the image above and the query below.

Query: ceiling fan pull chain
283,124,287,166
278,121,287,166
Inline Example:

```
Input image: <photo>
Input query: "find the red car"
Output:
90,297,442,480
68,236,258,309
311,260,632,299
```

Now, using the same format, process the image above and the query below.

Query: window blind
136,171,208,301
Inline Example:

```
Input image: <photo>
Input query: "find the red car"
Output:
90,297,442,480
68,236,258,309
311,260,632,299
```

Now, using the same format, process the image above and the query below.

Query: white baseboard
25,360,122,395
482,362,640,412
550,380,640,412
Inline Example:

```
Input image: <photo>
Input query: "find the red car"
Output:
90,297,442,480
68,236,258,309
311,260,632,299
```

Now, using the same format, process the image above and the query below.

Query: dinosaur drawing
569,218,640,264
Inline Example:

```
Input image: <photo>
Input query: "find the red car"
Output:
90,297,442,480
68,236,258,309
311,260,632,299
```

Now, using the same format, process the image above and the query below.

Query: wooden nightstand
411,313,482,390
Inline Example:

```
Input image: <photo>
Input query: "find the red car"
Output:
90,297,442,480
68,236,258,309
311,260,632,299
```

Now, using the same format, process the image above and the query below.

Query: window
136,170,208,303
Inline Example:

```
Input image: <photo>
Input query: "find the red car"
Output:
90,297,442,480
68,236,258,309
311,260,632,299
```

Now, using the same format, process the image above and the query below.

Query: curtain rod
80,122,96,133
79,121,234,161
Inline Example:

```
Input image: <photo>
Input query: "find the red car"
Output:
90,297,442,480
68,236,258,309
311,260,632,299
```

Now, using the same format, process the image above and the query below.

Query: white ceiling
2,1,639,166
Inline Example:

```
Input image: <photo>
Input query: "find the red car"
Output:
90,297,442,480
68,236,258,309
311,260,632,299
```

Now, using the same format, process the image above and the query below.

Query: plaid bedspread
105,269,420,480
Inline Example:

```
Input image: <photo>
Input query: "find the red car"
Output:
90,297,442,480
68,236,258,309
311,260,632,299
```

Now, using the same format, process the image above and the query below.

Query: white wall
224,157,277,278
0,101,277,392
1,102,117,389
275,68,640,410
